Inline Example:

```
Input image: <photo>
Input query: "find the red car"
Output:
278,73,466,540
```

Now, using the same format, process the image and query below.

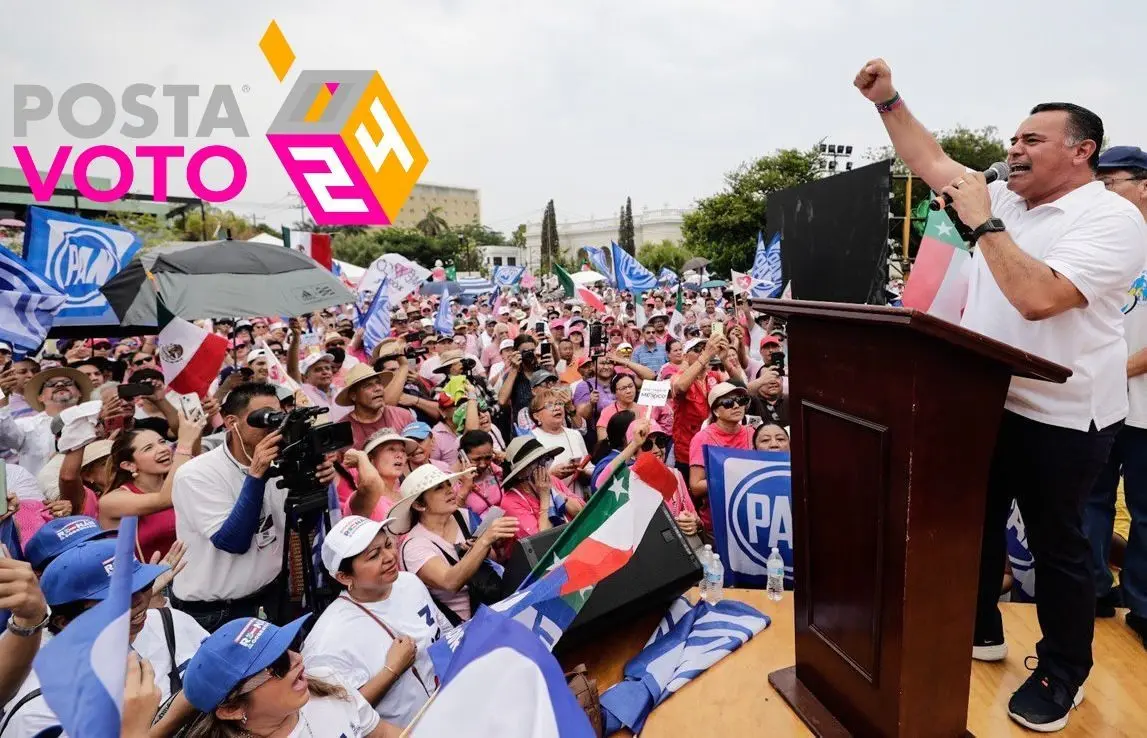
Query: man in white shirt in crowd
1083,146,1147,646
0,355,39,421
0,367,93,476
857,59,1147,731
171,382,335,632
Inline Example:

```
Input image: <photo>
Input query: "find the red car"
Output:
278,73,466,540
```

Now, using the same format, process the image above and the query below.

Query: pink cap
627,418,668,442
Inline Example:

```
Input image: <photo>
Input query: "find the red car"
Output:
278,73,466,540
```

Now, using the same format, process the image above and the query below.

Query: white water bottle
697,545,713,601
767,547,785,601
705,554,724,604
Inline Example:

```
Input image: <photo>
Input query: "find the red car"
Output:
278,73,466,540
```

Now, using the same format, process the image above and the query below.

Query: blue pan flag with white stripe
658,267,679,287
411,606,595,738
599,595,770,733
581,246,613,286
360,277,391,354
434,291,454,336
32,516,140,738
493,265,526,287
751,232,783,298
0,246,65,357
610,242,658,292
705,446,794,588
22,206,141,328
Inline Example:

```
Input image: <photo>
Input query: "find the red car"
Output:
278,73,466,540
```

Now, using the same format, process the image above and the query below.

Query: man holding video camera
170,382,336,632
497,334,542,426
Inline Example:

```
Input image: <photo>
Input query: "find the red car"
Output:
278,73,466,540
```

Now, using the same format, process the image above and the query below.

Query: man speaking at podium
855,59,1147,731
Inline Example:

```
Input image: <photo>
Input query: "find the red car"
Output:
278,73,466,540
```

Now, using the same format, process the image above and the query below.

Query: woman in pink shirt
342,429,409,521
498,436,585,558
688,383,754,533
455,430,504,516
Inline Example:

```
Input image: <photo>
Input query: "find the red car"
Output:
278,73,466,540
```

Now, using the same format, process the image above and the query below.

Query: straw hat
334,364,392,407
362,427,409,456
371,337,405,361
24,367,93,412
434,349,475,374
387,465,472,535
501,435,562,488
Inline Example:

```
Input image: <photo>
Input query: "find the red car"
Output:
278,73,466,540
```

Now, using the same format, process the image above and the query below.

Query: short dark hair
16,357,41,373
513,334,536,350
1030,102,1104,171
221,381,279,417
460,429,493,453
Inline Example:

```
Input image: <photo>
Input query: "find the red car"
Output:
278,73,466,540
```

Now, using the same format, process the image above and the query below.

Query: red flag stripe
166,332,229,398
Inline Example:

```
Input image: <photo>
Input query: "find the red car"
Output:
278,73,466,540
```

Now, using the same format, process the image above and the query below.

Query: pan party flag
901,206,971,322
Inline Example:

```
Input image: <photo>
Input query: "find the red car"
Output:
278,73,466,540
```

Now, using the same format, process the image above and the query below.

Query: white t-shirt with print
290,669,380,738
0,608,208,738
302,572,450,728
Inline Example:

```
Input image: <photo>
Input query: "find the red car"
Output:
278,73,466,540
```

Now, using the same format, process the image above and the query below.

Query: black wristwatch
970,217,1006,243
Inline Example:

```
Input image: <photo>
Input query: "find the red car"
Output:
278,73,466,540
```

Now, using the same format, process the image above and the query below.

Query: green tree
415,207,450,237
637,239,689,275
620,197,636,255
682,148,821,276
870,125,1009,261
510,223,527,248
331,227,463,270
540,200,557,273
98,212,178,248
617,206,626,253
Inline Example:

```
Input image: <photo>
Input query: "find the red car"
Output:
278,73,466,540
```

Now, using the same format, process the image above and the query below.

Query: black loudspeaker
501,503,702,651
765,159,892,305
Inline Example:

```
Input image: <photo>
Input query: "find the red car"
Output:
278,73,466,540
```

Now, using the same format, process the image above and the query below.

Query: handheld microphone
929,162,1010,211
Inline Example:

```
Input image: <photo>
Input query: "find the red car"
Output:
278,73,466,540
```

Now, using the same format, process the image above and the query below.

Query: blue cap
183,614,311,712
40,539,168,607
1097,146,1147,171
25,516,116,570
402,421,433,440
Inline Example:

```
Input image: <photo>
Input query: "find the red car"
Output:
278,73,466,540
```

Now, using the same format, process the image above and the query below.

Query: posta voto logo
261,20,428,225
9,20,426,227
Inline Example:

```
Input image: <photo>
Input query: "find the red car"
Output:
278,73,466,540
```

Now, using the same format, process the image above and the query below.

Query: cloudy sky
2,0,1141,234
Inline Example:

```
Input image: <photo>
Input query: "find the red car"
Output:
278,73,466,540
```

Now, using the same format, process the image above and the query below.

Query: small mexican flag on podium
282,228,333,271
156,300,229,397
901,206,970,323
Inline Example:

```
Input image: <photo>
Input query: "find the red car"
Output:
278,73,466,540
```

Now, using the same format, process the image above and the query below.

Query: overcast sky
2,1,1141,233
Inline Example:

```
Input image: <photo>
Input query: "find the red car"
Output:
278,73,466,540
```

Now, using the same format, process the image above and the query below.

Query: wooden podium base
769,667,974,738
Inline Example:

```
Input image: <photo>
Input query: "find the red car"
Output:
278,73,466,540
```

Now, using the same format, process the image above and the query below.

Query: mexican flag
429,454,672,674
554,262,605,313
282,228,333,271
155,300,229,397
901,206,971,323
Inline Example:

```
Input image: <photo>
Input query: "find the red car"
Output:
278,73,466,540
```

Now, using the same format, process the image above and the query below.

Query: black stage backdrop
765,159,891,305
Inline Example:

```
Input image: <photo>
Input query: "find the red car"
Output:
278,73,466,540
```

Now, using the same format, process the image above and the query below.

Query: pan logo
260,21,428,227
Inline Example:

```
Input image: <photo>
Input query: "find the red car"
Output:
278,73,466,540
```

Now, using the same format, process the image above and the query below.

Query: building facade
522,207,688,271
391,183,481,230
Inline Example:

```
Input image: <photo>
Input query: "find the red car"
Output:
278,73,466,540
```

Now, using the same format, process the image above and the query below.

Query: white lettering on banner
744,492,793,548
513,608,561,648
356,99,415,172
287,146,369,214
358,253,431,304
637,380,671,407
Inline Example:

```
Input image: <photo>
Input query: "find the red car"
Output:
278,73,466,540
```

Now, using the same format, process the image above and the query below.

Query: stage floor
565,590,1147,737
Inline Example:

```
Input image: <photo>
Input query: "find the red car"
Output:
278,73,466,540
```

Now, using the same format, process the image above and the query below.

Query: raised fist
854,58,896,103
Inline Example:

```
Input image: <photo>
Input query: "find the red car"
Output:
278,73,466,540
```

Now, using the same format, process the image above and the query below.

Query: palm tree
416,207,450,237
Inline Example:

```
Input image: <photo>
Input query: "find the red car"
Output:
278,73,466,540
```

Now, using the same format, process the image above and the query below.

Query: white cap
684,337,706,353
499,338,515,351
497,306,511,315
618,342,633,351
707,381,747,407
321,515,395,576
0,341,11,352
299,352,334,375
422,318,435,328
245,349,272,365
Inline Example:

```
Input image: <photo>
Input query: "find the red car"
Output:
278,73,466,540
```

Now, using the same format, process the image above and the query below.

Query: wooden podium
751,300,1070,738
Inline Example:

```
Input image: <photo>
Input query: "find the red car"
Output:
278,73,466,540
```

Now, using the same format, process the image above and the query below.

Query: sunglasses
715,395,750,410
44,379,76,390
326,341,347,349
132,358,153,367
641,435,670,451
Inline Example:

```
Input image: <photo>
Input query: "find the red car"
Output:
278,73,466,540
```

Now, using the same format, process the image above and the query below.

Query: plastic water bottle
705,554,724,604
767,547,785,601
697,545,713,601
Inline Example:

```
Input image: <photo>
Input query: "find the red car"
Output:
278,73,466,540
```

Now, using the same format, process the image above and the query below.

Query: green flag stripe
923,207,969,251
528,467,632,578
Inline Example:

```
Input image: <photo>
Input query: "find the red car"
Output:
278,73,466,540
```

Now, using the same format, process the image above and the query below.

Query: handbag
564,664,604,737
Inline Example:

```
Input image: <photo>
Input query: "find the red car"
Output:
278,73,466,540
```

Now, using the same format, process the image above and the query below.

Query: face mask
328,346,346,364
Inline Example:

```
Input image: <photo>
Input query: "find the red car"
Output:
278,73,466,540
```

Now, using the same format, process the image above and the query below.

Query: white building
520,207,688,272
483,244,525,269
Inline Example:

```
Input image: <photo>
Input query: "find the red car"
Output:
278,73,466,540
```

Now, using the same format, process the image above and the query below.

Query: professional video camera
247,406,353,503
247,405,354,616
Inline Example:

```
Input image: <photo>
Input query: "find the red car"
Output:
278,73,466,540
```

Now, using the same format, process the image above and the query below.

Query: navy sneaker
1007,659,1083,733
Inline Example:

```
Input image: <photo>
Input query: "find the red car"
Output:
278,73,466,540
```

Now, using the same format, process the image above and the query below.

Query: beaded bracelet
875,92,903,114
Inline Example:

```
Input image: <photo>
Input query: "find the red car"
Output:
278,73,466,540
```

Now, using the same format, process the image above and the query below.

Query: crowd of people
0,279,793,736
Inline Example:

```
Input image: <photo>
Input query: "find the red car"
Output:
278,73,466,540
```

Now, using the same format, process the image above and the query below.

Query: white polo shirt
961,181,1147,431
171,439,288,601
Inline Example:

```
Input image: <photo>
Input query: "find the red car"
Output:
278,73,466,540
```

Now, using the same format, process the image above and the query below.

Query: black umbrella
100,240,355,327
